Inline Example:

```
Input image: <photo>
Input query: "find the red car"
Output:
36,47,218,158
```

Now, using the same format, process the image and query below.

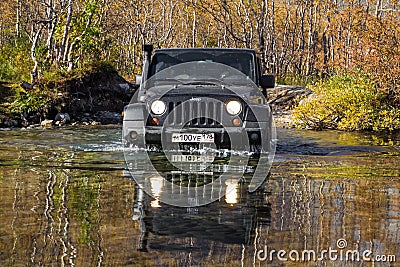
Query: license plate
171,154,215,163
171,171,214,175
172,133,214,143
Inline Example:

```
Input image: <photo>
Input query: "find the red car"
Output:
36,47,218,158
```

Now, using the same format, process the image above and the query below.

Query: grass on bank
0,61,117,124
293,72,400,132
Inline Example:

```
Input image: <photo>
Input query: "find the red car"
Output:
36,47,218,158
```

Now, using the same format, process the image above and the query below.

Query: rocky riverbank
267,85,311,128
1,71,310,129
0,68,137,129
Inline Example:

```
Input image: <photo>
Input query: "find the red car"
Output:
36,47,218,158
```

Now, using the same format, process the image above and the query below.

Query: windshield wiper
182,78,232,86
182,81,218,86
151,78,184,84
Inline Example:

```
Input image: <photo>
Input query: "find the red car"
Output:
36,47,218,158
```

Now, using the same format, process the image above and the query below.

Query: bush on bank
0,61,119,126
293,72,400,131
0,39,32,83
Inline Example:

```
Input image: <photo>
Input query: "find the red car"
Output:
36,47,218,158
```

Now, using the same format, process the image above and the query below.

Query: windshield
148,50,256,83
139,62,261,104
144,61,256,89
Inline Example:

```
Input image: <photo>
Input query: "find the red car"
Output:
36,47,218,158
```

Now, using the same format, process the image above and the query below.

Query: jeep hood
144,84,263,102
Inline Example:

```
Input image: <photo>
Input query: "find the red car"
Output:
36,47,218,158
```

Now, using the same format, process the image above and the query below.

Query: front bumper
123,120,271,151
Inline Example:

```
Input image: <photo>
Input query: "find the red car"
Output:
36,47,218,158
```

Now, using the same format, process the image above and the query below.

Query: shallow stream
0,126,399,266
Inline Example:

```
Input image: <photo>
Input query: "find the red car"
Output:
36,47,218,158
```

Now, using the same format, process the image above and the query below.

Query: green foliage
0,38,32,82
0,82,17,122
293,72,400,131
41,68,67,83
12,88,48,114
35,45,48,59
9,59,116,116
88,60,116,73
68,0,103,66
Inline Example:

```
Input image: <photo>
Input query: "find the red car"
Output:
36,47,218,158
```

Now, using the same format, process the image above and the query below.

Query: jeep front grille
166,100,224,127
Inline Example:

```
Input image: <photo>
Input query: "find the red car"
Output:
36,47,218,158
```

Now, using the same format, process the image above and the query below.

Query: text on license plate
172,133,214,143
171,154,215,163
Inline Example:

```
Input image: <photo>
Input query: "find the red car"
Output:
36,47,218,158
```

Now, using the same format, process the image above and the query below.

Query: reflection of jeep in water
123,45,275,153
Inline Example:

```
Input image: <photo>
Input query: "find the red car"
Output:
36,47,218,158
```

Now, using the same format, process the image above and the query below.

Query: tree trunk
58,0,74,64
66,7,94,71
45,0,57,63
16,0,21,40
192,0,197,47
31,27,44,84
67,39,78,72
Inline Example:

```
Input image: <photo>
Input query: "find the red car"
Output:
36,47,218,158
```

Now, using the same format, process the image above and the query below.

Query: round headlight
226,100,242,115
150,100,166,115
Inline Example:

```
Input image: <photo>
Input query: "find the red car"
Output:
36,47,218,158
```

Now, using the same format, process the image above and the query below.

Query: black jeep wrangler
123,45,275,153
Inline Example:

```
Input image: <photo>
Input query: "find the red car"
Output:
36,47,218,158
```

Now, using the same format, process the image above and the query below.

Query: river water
0,126,399,266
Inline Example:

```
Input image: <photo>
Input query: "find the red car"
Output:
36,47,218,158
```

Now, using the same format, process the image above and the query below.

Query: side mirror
260,74,275,89
260,74,275,97
135,74,142,86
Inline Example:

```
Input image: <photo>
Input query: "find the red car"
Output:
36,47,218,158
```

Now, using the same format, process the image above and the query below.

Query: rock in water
94,111,123,124
4,120,18,127
54,113,71,125
41,119,54,128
